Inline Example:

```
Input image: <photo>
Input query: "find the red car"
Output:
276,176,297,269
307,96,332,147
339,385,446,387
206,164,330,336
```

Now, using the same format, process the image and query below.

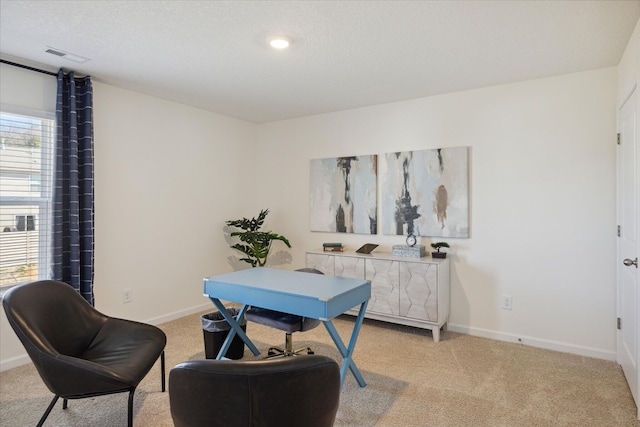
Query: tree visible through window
0,111,54,287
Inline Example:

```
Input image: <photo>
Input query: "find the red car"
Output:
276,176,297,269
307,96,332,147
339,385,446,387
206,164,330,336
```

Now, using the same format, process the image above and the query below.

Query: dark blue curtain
52,69,95,304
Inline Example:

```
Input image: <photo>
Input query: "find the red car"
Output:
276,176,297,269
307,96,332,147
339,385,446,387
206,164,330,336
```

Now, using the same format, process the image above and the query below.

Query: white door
617,87,639,417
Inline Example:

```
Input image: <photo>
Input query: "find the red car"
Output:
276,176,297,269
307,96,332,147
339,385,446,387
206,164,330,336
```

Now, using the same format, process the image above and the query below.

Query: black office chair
245,268,323,357
2,280,167,427
169,355,340,427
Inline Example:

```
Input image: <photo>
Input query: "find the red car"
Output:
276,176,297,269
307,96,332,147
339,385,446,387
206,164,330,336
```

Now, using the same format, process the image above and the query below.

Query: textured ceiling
1,1,639,123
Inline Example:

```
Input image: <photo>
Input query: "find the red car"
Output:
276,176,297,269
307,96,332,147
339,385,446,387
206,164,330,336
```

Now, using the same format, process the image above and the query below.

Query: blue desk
203,267,371,387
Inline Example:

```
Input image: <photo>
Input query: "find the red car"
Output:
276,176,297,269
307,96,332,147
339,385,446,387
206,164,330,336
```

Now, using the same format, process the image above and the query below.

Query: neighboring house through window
0,109,54,288
15,214,36,231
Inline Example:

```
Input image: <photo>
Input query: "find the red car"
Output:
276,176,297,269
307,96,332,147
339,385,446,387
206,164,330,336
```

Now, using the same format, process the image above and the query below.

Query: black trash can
201,308,246,360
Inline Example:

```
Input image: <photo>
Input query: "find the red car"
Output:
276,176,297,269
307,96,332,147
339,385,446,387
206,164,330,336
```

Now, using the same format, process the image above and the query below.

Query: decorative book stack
392,244,427,258
323,243,344,252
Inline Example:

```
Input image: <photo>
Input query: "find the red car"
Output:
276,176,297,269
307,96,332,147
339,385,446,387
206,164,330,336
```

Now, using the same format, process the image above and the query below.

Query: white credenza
306,250,450,342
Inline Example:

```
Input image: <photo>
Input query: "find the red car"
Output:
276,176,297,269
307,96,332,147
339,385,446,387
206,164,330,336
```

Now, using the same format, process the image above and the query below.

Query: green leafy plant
226,209,291,267
430,242,450,253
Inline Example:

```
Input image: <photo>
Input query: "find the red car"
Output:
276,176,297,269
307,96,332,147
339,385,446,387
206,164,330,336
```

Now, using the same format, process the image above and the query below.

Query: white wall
0,35,632,368
0,63,56,112
618,18,640,106
255,67,619,359
92,82,257,321
0,66,258,369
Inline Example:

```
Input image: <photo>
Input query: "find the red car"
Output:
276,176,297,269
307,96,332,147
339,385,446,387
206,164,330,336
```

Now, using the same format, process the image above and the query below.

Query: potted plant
226,209,291,267
430,242,450,258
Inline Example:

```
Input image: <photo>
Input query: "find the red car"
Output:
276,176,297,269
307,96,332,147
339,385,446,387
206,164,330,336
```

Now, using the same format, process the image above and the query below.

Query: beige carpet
1,309,639,426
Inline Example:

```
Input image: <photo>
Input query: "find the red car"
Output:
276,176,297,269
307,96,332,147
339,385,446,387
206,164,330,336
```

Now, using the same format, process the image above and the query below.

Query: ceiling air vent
45,48,65,57
44,47,90,64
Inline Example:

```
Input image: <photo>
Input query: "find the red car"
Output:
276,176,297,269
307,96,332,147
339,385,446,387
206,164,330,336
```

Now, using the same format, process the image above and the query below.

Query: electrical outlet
501,295,512,310
123,289,133,304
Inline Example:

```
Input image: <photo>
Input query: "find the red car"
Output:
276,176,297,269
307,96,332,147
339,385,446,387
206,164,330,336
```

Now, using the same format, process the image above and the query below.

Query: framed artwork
310,155,377,234
380,147,469,238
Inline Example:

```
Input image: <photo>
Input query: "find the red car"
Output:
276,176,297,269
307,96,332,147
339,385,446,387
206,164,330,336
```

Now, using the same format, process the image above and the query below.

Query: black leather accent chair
2,280,167,427
245,268,323,357
169,355,340,427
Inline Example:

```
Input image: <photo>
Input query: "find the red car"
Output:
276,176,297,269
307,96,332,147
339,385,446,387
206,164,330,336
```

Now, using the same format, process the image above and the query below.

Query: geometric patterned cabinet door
365,258,400,316
335,255,365,279
306,252,337,275
399,261,438,322
306,250,449,342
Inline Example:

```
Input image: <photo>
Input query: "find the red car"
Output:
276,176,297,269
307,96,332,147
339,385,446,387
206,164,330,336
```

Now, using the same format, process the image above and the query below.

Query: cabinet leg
432,327,440,343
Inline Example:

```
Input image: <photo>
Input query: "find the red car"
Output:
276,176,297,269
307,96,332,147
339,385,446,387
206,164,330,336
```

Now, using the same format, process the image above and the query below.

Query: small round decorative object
406,234,417,247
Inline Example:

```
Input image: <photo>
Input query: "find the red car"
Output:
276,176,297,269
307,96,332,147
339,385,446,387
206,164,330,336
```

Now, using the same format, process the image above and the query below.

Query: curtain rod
1,59,90,80
1,59,57,77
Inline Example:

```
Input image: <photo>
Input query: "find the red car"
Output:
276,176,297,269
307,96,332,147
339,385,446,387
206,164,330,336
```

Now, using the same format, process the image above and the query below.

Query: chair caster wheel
308,350,314,355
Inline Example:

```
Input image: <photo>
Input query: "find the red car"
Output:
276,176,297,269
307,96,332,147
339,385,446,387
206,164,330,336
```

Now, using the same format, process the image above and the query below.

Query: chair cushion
169,355,340,427
80,318,167,385
245,307,321,333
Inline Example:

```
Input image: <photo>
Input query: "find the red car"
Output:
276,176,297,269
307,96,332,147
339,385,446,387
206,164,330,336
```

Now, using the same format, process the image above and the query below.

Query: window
0,110,54,288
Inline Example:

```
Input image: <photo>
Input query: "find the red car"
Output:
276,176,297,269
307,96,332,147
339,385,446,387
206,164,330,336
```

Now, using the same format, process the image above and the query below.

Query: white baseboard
0,354,32,372
2,307,617,372
447,323,617,361
145,302,213,326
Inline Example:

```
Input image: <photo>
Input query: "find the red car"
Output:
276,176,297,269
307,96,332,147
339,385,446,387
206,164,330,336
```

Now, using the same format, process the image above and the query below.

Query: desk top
203,267,370,320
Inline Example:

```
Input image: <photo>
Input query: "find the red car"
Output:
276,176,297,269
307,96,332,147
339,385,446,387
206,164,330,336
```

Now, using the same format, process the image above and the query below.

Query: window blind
0,111,54,287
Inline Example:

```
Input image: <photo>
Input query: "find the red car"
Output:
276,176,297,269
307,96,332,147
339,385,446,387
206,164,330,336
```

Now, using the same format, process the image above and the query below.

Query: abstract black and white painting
380,147,469,238
310,155,377,234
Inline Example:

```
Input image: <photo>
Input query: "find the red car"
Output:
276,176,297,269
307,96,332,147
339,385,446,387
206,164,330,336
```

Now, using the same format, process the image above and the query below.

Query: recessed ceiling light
267,35,293,50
